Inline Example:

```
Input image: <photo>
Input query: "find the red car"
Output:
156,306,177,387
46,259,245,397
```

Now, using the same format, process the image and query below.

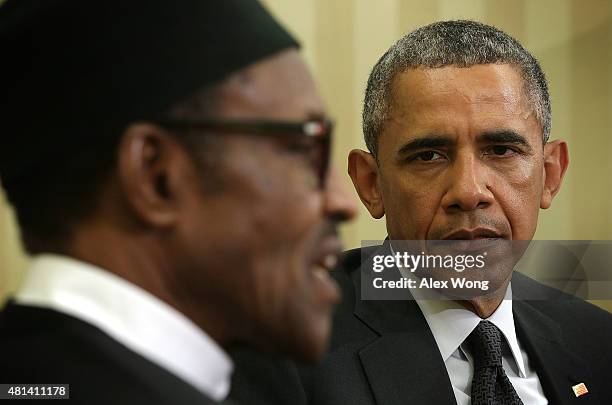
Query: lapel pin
572,382,588,398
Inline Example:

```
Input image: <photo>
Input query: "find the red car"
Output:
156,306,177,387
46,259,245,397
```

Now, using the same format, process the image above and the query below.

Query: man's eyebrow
396,135,454,156
478,130,531,148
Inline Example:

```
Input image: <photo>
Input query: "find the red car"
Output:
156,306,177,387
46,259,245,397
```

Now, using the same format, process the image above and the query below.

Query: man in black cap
0,0,356,404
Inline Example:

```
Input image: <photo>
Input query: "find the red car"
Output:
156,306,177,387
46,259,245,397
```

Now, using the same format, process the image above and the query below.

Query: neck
53,219,236,348
457,277,511,318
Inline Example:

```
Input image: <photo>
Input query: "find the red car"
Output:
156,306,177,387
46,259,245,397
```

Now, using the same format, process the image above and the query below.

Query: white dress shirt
413,285,548,404
14,254,233,402
395,262,548,404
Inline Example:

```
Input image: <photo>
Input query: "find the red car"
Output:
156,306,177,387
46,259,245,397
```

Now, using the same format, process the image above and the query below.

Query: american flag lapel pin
572,382,588,398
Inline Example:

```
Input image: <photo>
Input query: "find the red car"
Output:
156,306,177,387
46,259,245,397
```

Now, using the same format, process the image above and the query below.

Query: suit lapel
352,244,457,405
513,299,600,405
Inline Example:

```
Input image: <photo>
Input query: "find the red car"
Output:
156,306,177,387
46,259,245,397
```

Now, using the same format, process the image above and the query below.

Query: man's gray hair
363,20,551,157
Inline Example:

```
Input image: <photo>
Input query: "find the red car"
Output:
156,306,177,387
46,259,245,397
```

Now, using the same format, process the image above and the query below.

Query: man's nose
323,168,358,222
440,154,494,213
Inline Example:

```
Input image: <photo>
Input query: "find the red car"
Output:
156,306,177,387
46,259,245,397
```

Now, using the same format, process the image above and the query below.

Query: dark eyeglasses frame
154,117,333,187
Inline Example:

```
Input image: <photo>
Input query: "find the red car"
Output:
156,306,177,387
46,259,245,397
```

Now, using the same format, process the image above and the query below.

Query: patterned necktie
465,320,523,405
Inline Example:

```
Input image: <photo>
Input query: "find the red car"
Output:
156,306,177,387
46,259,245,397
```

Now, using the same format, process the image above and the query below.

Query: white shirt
413,286,548,405
395,262,547,404
14,254,233,402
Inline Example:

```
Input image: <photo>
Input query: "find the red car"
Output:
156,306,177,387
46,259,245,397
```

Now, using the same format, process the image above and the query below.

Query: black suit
230,244,612,405
0,302,234,405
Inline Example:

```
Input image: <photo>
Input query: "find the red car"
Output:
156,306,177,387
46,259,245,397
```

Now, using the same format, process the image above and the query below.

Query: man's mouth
436,228,506,254
312,240,342,275
441,227,504,240
308,235,343,304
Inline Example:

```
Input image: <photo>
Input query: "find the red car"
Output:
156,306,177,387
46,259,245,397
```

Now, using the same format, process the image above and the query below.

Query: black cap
0,0,298,188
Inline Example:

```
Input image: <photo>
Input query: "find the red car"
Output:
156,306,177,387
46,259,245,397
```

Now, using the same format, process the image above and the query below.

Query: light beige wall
2,0,611,311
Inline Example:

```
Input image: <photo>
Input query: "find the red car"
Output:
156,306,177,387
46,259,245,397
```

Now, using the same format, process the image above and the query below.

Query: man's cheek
411,190,441,216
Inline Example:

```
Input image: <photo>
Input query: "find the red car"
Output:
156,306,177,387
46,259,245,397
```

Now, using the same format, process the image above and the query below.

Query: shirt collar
15,254,234,401
413,283,528,378
389,239,528,380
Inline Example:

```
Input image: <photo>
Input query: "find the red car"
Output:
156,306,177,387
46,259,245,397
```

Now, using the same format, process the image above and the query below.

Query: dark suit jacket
0,302,233,405
230,244,612,405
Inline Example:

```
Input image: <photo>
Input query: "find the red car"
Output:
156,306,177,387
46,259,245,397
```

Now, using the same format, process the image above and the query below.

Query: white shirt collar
388,238,528,380
412,282,528,378
14,254,234,401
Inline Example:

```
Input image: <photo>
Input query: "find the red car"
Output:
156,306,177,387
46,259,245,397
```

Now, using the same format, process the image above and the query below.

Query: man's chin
267,315,332,363
289,324,332,364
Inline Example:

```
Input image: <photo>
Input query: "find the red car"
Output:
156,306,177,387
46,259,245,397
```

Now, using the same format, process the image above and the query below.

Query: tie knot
465,320,503,369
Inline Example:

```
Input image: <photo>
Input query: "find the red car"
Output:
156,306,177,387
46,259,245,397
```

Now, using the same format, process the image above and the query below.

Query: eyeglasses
154,117,333,187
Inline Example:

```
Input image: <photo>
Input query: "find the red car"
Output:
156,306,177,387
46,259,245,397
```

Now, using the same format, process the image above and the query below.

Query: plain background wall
1,0,611,311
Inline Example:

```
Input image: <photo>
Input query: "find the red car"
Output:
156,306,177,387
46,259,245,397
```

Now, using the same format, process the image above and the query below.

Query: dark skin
61,48,357,362
349,64,568,318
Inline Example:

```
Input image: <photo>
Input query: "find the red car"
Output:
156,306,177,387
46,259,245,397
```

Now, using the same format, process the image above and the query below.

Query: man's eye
415,151,443,161
488,146,515,156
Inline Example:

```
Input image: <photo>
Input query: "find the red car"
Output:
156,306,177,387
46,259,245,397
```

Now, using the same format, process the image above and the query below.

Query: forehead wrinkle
400,65,530,107
384,65,542,150
410,89,533,129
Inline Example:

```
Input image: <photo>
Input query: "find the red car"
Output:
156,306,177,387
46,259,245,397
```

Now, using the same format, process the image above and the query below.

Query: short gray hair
363,20,551,157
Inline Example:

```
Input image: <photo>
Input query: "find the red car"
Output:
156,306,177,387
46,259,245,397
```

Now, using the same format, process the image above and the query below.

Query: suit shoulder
328,246,378,313
0,303,211,404
331,246,378,280
514,273,612,343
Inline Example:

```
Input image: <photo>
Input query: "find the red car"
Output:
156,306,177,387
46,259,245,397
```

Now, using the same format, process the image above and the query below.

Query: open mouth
313,252,339,273
308,236,343,304
311,251,341,283
311,234,343,273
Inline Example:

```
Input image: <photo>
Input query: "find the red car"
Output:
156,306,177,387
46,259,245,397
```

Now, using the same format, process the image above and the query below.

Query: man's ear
540,139,569,209
347,149,385,219
117,123,186,227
